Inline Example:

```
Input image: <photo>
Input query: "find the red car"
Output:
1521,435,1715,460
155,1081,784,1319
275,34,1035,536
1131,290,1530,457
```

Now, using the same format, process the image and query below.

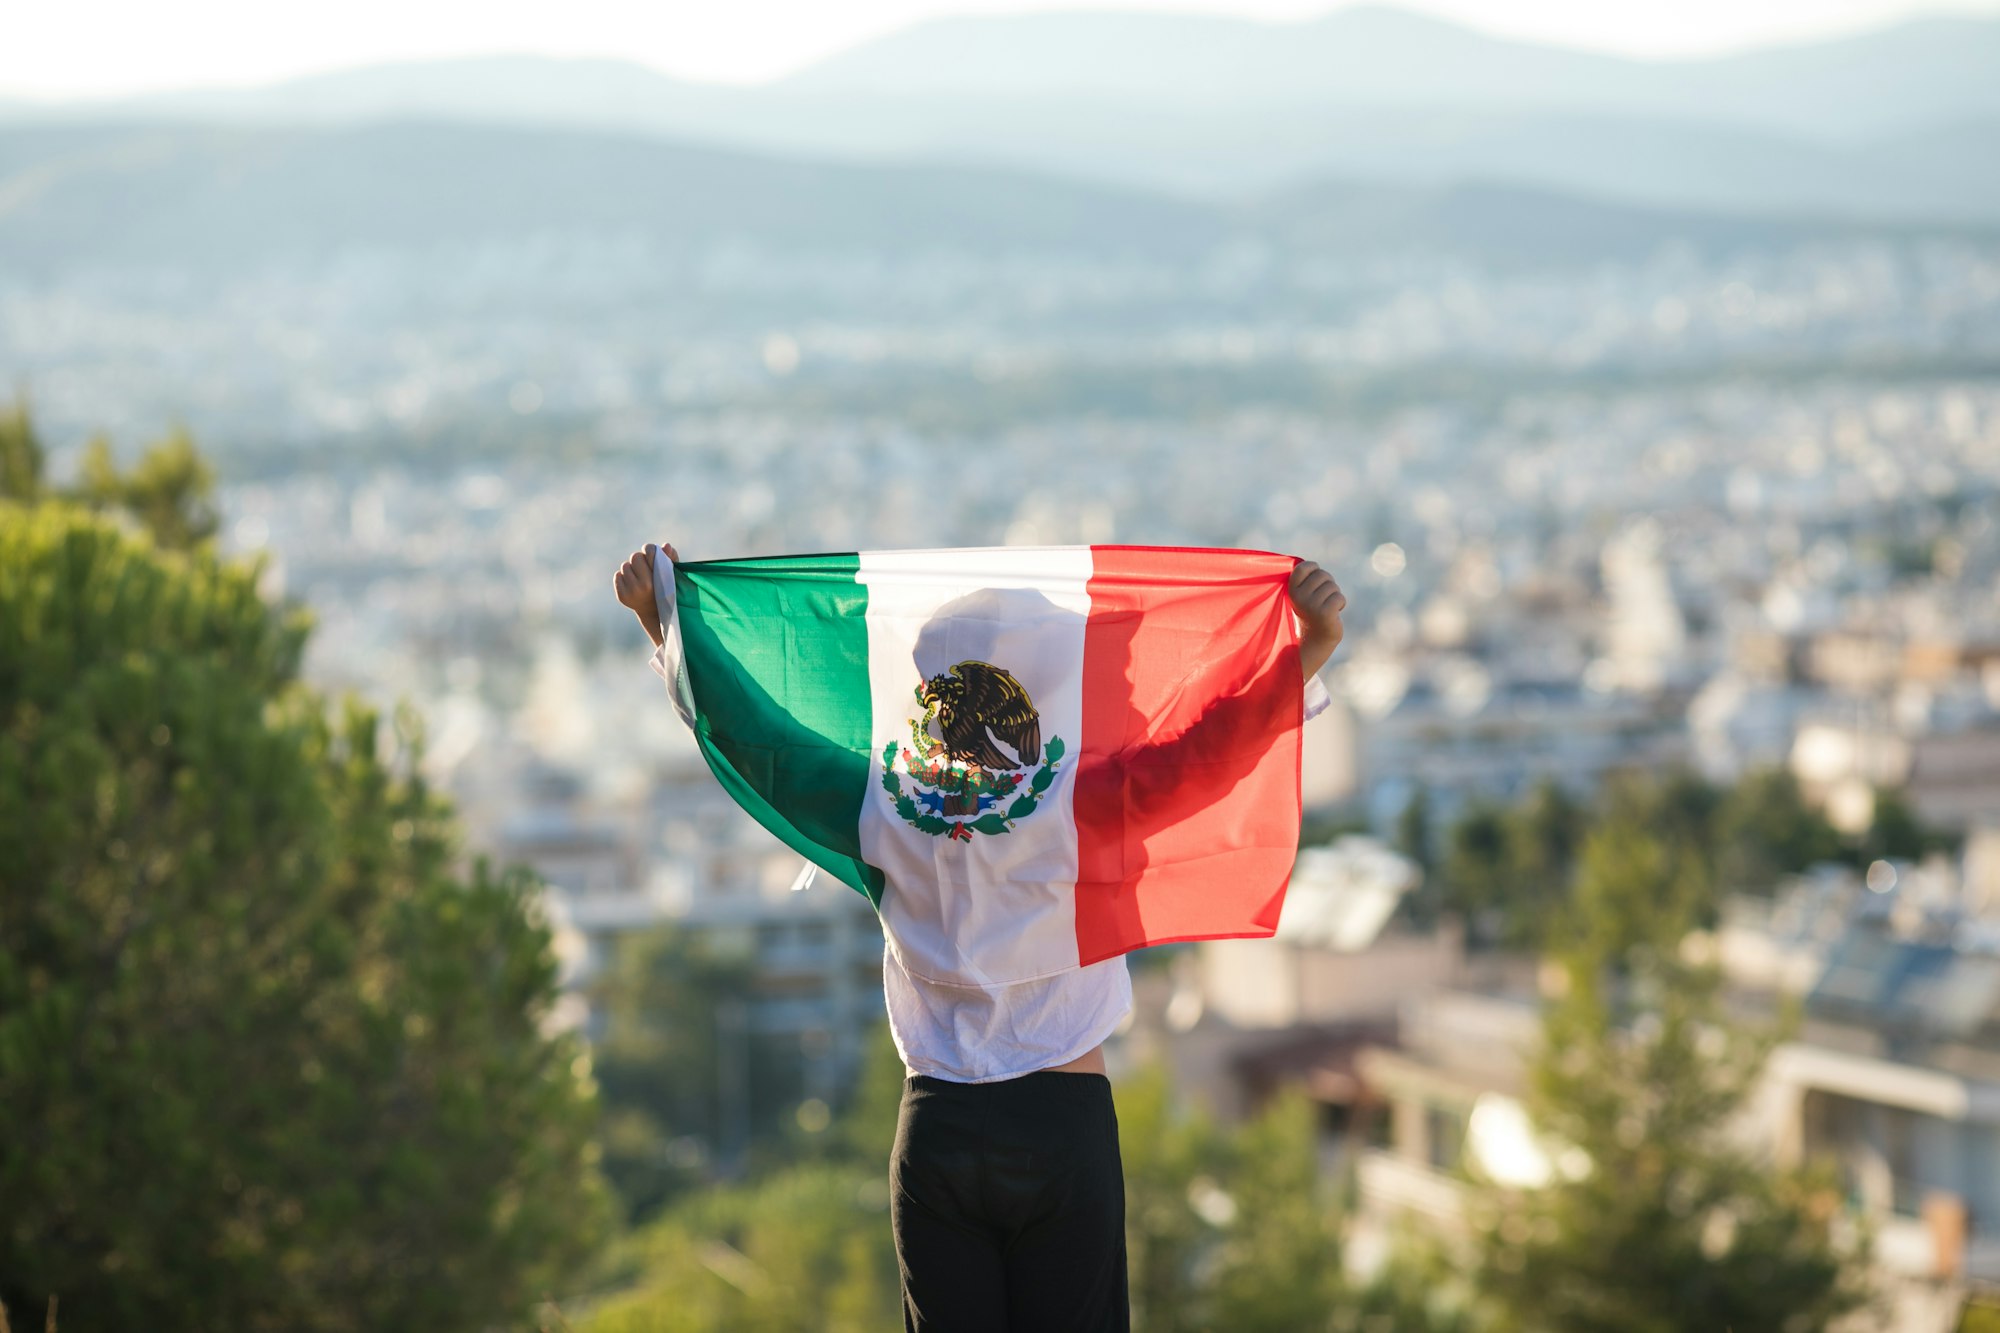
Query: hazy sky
9,0,1998,100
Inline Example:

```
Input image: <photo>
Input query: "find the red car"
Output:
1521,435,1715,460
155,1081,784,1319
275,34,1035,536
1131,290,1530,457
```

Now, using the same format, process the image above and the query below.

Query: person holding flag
614,540,1346,1333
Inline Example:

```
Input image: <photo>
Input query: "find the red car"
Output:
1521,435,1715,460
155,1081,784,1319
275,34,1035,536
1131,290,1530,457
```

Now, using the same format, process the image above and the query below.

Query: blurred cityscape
150,227,2000,1333
7,4,2000,1328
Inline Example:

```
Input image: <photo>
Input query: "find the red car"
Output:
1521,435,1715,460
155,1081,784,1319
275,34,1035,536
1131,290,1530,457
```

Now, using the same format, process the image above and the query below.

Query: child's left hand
1290,560,1346,675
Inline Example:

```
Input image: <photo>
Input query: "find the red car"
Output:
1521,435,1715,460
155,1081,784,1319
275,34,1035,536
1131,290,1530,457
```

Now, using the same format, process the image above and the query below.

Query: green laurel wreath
880,735,1066,839
903,700,1025,798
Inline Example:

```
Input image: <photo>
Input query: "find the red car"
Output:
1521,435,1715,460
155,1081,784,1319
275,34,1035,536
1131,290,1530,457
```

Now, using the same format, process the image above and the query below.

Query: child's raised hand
1289,560,1346,675
614,542,679,646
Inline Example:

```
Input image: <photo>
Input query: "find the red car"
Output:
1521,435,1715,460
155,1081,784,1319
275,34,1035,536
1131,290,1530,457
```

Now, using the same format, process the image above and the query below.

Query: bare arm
1099,558,1346,834
1289,560,1347,678
613,541,680,648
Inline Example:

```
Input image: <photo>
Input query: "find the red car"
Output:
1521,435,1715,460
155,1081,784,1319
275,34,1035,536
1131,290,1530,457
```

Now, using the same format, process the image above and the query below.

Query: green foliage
582,1165,900,1333
1433,765,1944,949
834,1021,909,1165
1859,786,1959,863
587,931,902,1223
587,1059,1379,1333
1299,807,1374,849
1206,1091,1347,1332
1393,785,1434,873
0,400,43,502
1120,1067,1231,1332
587,925,757,1221
1339,1226,1482,1333
1471,812,1871,1333
1712,767,1844,896
1436,781,1586,948
72,431,220,551
1440,801,1510,924
1394,785,1446,928
580,1021,901,1332
0,499,607,1330
1560,795,1711,964
1121,1067,1348,1333
0,399,219,551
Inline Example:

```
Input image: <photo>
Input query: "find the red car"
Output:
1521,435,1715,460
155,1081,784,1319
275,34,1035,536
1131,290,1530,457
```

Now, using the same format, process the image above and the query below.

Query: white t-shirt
653,639,1331,1084
884,674,1331,1083
886,946,1136,1083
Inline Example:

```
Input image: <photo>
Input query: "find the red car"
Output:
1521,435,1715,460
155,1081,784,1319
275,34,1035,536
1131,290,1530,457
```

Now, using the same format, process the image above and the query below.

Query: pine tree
585,1165,901,1333
1713,767,1842,896
72,429,220,550
0,399,43,501
0,397,218,551
1473,814,1870,1333
1208,1090,1345,1333
0,496,607,1329
1119,1068,1352,1332
586,923,764,1221
1394,784,1434,873
1118,1066,1230,1333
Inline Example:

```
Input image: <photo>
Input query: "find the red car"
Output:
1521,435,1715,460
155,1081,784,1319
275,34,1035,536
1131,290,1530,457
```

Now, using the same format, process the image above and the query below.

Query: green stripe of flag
674,553,885,905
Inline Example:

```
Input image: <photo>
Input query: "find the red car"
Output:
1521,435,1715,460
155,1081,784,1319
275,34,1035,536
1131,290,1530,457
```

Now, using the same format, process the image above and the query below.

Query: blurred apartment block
1159,836,2000,1333
1323,486,2000,838
1783,628,2000,835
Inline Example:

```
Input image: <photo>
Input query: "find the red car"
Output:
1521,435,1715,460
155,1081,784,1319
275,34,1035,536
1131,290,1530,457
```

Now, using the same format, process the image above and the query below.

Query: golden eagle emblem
880,660,1066,842
920,661,1042,772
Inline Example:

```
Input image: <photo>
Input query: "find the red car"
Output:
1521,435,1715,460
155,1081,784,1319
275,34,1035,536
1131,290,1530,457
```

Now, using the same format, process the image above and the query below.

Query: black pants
891,1071,1130,1333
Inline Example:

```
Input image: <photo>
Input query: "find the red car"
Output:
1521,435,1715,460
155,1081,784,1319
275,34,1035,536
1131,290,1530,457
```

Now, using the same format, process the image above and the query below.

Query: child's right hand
614,542,679,646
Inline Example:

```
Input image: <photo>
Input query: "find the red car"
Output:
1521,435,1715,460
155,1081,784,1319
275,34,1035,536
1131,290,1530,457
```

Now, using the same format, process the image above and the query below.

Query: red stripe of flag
1073,546,1305,966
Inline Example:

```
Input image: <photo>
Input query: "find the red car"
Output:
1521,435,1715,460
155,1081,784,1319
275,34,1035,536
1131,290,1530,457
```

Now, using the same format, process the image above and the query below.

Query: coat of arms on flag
649,545,1313,987
882,658,1067,842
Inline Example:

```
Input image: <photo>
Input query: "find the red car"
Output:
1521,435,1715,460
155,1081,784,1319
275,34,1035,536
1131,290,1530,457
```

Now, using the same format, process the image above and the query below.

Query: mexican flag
650,545,1310,988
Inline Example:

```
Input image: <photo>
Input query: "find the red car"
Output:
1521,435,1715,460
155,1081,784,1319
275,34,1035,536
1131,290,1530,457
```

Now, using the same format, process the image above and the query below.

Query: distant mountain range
3,7,1998,224
775,7,2000,139
0,120,1960,280
0,122,1223,274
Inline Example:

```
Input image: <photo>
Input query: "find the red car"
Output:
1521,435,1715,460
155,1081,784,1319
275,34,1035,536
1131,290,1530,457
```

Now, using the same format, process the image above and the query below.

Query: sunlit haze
8,0,1999,99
